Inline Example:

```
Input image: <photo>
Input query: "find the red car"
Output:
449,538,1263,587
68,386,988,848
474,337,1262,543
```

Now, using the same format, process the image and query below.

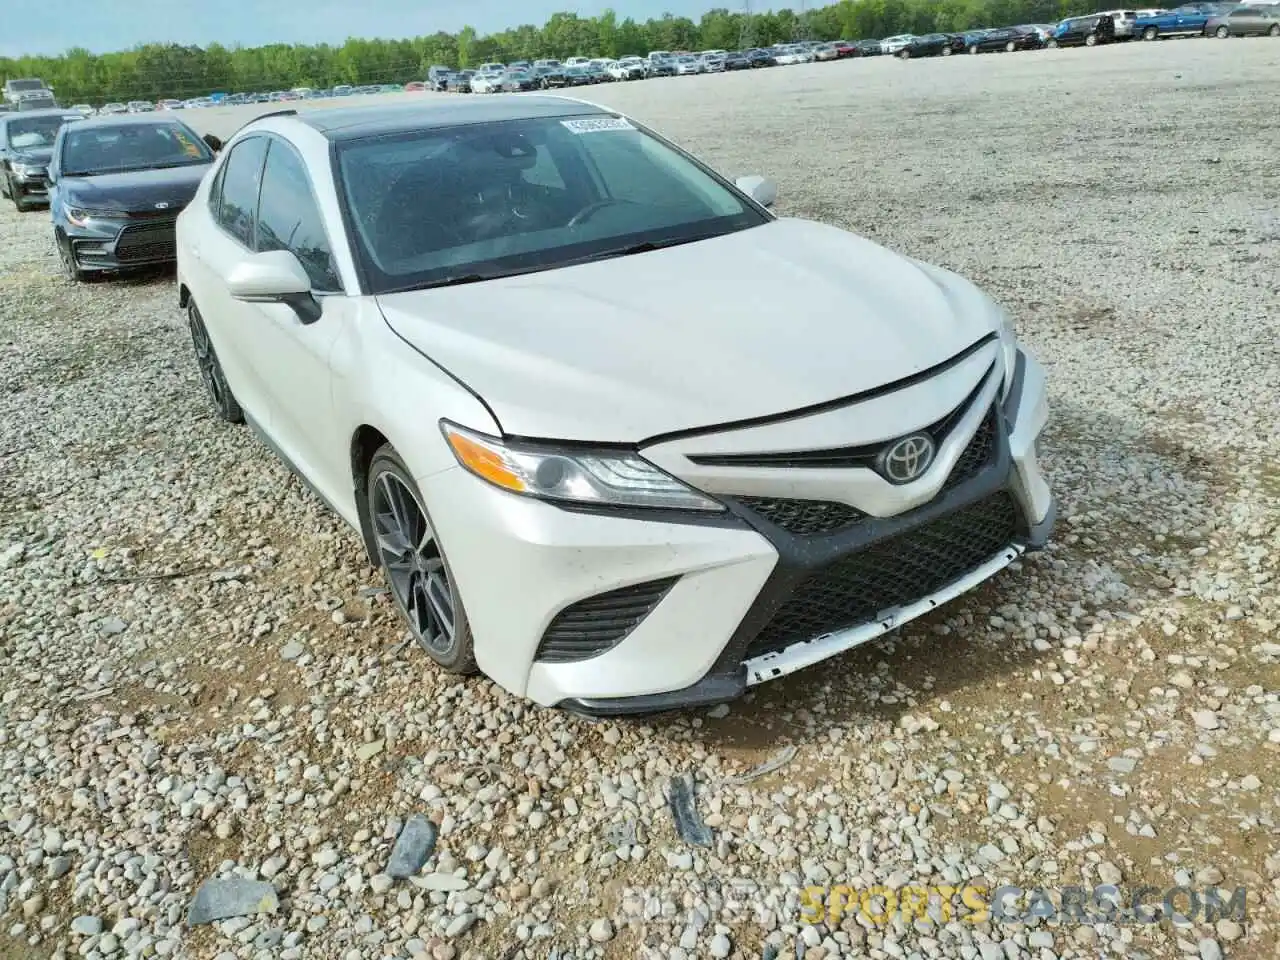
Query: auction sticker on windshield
561,117,635,134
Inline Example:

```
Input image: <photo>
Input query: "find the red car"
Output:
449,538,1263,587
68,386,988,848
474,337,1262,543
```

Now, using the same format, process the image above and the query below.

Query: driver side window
215,136,268,248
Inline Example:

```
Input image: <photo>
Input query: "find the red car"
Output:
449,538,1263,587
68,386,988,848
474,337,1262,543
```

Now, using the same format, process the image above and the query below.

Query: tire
968,44,980,54
1215,25,1229,37
1270,23,1280,35
941,45,953,55
187,299,244,423
1005,40,1017,51
1085,33,1099,45
367,445,478,675
1143,26,1158,40
898,48,911,59
1046,38,1059,47
0,173,9,199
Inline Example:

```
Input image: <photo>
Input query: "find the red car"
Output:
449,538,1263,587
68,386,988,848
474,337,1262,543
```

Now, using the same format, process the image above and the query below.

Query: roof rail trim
232,108,299,136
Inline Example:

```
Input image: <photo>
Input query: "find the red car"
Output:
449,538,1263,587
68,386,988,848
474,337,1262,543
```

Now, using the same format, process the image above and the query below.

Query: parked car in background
126,101,155,113
880,34,916,54
1134,2,1232,37
900,32,964,56
450,71,476,93
404,81,426,92
610,57,647,80
563,65,592,85
502,69,540,92
746,47,778,65
834,40,858,57
70,104,95,115
172,97,1054,714
646,52,678,75
1096,9,1141,36
534,65,569,88
674,55,704,75
0,109,86,210
1049,14,1116,44
723,51,753,70
967,25,1046,51
470,72,504,94
47,113,217,279
701,52,727,71
583,63,609,83
813,42,841,60
1203,2,1280,32
853,39,886,55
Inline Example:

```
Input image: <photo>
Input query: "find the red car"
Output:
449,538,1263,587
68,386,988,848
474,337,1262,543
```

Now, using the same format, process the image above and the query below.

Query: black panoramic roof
285,96,610,141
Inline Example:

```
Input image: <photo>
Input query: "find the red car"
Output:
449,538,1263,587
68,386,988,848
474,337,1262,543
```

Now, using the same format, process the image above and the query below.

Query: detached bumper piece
562,395,1053,718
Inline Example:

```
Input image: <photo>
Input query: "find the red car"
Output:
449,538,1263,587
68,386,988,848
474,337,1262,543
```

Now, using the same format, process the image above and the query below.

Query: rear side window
215,136,268,247
256,139,341,291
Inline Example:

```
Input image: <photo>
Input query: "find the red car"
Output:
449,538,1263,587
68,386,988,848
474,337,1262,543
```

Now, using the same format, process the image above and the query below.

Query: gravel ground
2,38,1279,960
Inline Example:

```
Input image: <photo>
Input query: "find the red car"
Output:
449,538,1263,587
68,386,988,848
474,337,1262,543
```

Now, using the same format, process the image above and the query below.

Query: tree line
3,1,1095,105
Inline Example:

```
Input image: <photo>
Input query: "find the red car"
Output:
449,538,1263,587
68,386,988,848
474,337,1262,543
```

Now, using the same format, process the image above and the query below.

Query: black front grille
737,497,866,536
942,410,997,492
536,577,679,663
115,219,177,263
744,491,1019,659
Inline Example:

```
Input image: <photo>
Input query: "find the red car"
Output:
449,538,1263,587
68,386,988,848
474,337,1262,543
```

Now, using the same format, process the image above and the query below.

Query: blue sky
4,0,740,58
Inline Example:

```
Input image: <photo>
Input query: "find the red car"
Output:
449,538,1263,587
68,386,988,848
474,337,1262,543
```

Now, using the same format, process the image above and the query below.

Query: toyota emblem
878,433,935,485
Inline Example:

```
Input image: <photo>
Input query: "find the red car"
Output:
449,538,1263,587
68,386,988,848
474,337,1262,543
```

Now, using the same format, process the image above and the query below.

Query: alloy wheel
371,471,456,657
188,302,242,422
1216,25,1229,37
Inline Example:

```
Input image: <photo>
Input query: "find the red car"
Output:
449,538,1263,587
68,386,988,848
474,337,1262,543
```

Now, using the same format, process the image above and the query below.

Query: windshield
61,122,214,176
337,114,768,295
7,79,46,92
7,115,77,150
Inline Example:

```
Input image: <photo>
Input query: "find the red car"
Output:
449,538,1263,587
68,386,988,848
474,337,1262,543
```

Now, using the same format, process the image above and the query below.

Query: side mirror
203,133,223,152
227,250,321,324
736,174,777,209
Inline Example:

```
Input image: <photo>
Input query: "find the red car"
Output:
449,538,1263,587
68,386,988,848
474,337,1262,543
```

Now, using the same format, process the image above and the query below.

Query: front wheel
1046,38,1060,47
188,300,244,423
941,45,953,55
1215,25,1229,37
898,48,911,59
1005,40,1017,51
1270,23,1280,35
1143,26,1158,40
1085,33,1099,45
968,44,980,54
367,446,477,674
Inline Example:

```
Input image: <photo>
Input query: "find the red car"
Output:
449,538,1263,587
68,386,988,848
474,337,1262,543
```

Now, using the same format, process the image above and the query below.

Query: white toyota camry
175,96,1054,715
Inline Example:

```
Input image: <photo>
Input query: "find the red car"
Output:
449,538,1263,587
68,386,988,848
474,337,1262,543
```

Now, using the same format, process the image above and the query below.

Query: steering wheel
567,197,640,228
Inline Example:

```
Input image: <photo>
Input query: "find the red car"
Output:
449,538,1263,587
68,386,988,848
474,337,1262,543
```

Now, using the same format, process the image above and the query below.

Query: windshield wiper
418,273,499,290
566,235,710,266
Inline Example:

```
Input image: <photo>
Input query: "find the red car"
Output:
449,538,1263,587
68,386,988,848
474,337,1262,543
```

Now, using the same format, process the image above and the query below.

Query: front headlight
12,162,44,178
440,421,725,513
994,304,1018,400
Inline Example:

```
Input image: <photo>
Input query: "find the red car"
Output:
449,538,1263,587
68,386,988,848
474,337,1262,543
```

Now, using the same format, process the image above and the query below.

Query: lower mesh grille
942,410,997,492
536,577,679,663
115,219,177,263
737,497,866,536
745,491,1020,659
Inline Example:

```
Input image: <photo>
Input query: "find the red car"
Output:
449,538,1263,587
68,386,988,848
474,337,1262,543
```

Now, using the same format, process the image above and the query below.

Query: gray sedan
1204,4,1280,35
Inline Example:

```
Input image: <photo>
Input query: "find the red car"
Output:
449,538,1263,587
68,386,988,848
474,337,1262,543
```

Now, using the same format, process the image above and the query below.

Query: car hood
57,163,211,213
377,218,1001,443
